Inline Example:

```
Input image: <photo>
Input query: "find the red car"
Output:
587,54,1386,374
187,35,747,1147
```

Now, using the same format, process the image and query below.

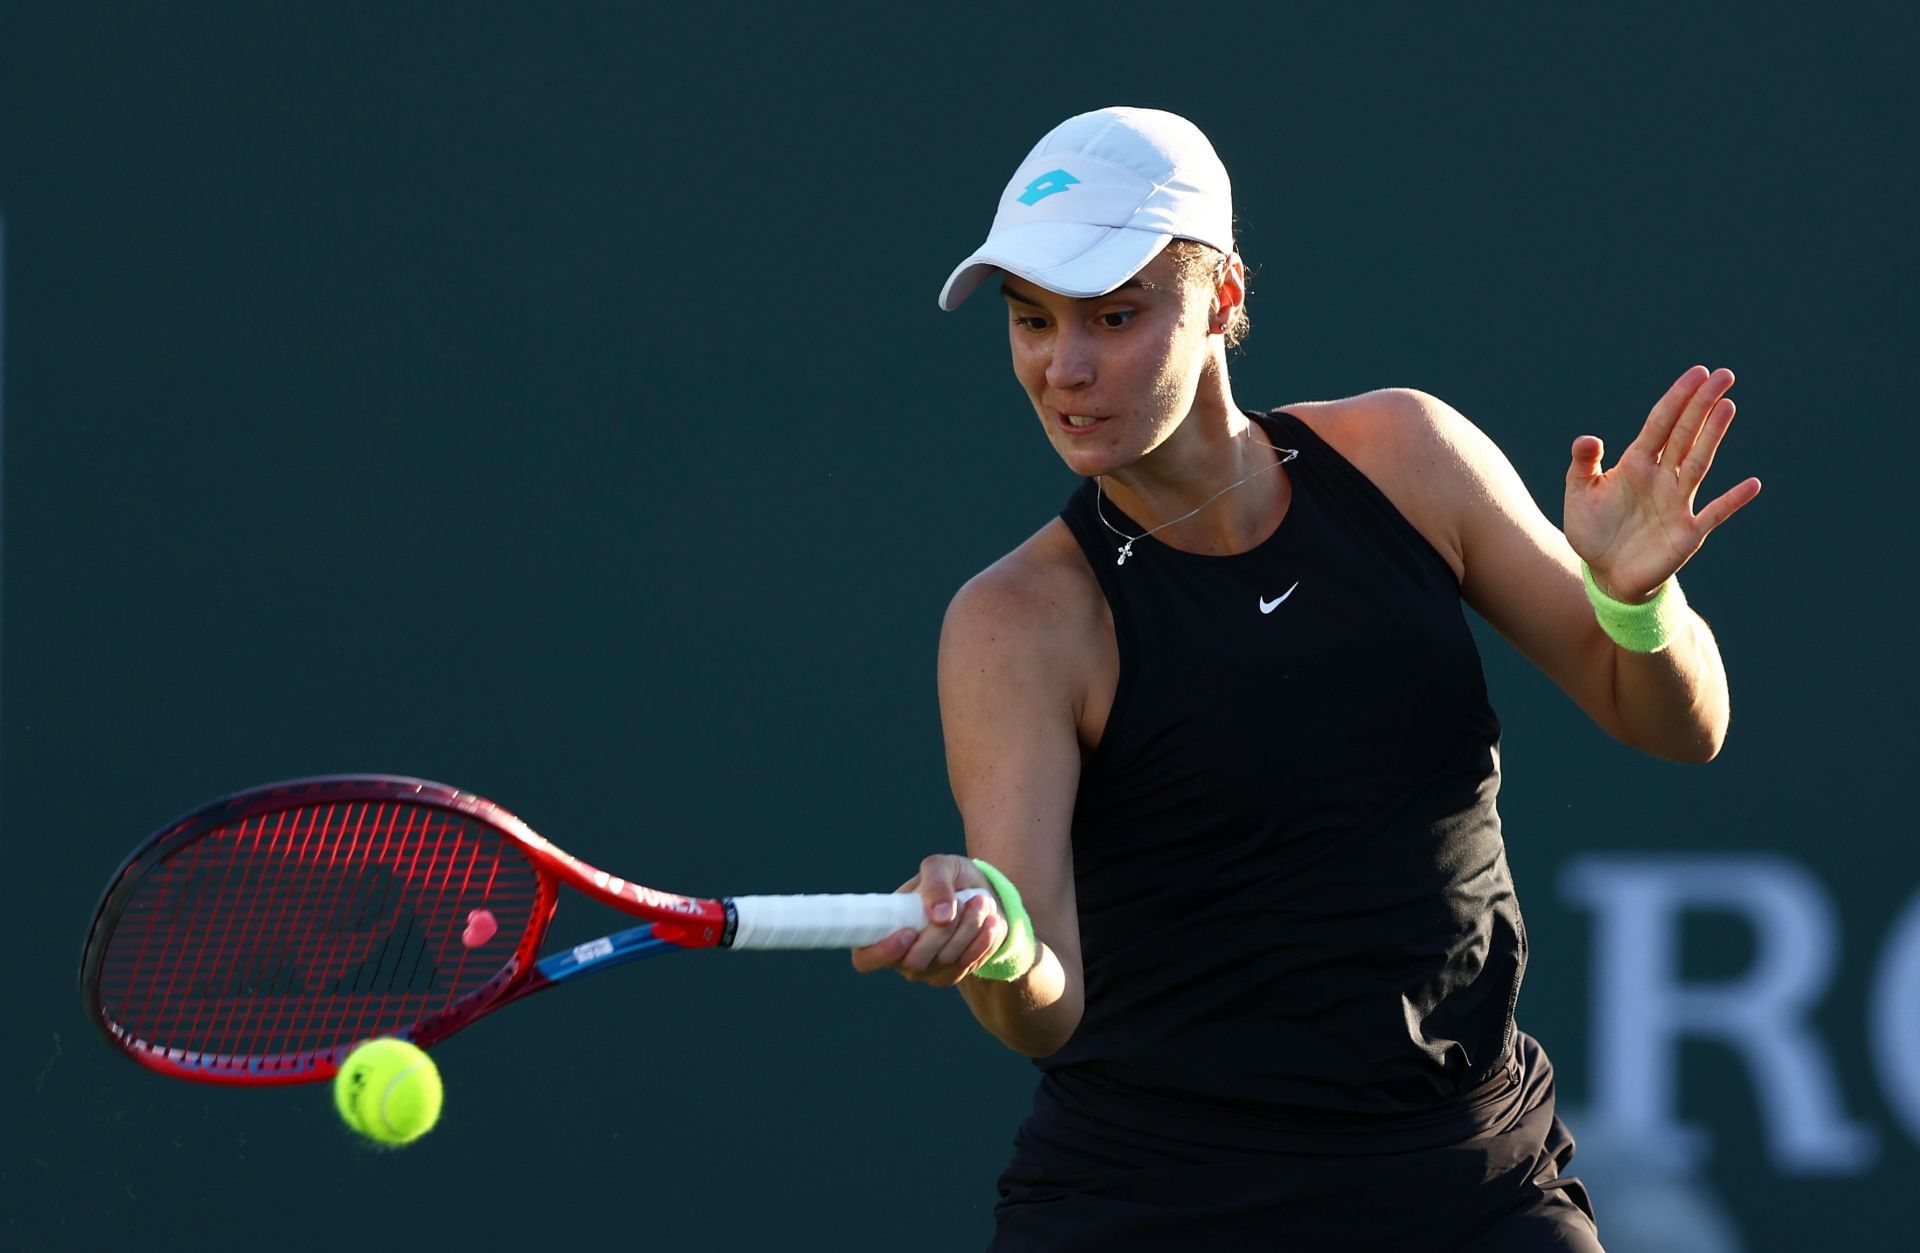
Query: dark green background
3,4,1913,1250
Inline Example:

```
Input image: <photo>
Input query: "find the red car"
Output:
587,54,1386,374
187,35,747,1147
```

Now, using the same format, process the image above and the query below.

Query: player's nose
1045,326,1096,391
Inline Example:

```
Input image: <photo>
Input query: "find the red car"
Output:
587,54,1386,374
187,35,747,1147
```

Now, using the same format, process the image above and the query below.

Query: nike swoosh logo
1259,582,1300,614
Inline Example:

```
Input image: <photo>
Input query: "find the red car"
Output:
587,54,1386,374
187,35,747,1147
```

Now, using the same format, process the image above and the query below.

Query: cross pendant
1116,541,1135,566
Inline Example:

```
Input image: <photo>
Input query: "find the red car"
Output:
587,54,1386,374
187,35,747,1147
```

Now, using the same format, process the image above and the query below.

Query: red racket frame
80,776,736,1085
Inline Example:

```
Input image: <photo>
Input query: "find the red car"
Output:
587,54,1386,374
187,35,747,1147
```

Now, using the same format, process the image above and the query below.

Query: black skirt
991,1032,1601,1252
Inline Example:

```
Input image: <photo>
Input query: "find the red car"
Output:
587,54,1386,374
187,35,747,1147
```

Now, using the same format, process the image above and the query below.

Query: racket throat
653,906,735,949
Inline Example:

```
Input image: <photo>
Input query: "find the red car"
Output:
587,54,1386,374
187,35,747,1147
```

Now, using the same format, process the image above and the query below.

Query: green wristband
1582,562,1688,654
969,859,1038,982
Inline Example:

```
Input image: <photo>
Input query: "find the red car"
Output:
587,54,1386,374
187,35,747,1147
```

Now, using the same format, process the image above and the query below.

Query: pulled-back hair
1165,239,1251,351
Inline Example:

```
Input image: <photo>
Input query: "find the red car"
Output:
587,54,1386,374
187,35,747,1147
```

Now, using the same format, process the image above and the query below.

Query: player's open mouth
1054,410,1107,435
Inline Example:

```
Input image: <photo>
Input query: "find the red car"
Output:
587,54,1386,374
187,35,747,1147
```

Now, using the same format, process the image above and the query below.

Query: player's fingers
1695,476,1763,534
920,899,1003,988
849,928,917,975
1663,367,1734,468
905,886,999,976
932,893,993,967
899,918,963,975
917,854,962,926
961,905,1008,973
928,927,1006,988
1627,365,1710,459
1676,397,1735,489
1566,435,1605,486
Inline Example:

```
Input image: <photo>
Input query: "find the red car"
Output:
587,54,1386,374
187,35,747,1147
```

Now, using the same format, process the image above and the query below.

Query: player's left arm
1385,370,1761,762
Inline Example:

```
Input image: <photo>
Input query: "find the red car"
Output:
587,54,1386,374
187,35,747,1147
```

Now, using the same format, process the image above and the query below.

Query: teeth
1065,415,1097,427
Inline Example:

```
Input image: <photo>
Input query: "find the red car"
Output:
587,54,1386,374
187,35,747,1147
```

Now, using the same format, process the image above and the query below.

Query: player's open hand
850,854,1006,988
1564,365,1763,602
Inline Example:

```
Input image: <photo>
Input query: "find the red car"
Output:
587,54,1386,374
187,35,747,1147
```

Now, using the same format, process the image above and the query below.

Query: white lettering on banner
1870,891,1920,1144
571,937,615,964
1560,855,1878,1175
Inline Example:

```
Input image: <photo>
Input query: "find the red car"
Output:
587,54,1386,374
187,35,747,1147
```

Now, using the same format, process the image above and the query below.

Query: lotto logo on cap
939,106,1234,311
995,153,1167,229
1018,169,1081,205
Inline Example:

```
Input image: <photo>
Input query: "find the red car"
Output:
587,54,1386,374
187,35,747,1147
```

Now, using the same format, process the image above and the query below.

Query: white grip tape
726,888,993,950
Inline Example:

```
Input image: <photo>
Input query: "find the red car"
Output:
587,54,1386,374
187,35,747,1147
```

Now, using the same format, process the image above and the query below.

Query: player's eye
1096,310,1136,329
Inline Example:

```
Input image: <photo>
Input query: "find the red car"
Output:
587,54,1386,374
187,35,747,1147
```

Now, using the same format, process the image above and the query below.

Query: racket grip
726,888,994,950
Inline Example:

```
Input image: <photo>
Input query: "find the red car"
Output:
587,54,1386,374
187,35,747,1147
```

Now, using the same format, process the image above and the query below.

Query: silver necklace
1095,439,1299,566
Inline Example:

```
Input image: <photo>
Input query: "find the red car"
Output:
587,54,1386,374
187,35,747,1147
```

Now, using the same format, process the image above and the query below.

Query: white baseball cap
938,106,1234,312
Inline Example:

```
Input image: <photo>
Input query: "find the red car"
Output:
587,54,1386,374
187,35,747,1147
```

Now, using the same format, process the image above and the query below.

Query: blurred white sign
1562,854,1904,1175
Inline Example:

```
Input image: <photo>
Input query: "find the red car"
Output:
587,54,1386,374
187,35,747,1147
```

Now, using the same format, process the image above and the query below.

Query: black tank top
1046,408,1523,1116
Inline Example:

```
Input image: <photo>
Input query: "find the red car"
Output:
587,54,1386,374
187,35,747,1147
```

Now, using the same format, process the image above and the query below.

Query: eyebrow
1000,277,1151,306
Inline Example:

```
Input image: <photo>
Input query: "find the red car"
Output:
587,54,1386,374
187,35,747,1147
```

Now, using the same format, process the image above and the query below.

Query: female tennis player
852,107,1759,1251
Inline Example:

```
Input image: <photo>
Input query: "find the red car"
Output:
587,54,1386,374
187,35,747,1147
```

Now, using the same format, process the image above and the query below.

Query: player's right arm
850,532,1089,1057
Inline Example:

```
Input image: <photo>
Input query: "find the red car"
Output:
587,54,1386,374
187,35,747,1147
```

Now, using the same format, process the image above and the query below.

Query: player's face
1001,249,1217,478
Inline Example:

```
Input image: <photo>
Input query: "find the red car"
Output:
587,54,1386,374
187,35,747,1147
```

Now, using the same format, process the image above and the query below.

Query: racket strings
95,800,544,1072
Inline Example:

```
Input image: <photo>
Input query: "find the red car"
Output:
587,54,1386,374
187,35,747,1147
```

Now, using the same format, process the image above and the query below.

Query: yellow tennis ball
333,1038,443,1147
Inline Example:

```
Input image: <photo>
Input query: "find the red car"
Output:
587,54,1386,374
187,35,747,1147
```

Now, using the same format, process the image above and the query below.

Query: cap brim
938,222,1173,311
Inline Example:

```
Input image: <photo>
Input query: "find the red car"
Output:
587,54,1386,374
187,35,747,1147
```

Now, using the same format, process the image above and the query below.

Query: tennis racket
80,775,984,1085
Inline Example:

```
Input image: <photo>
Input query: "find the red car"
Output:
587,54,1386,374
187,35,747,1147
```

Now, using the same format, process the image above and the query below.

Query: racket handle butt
726,888,993,950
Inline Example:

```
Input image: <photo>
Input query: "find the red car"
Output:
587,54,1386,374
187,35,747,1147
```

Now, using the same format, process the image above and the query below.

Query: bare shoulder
942,518,1104,672
1281,388,1506,581
940,516,1115,751
1283,386,1472,464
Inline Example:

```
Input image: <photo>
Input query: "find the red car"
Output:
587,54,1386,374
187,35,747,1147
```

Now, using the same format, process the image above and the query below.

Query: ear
1208,253,1247,335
